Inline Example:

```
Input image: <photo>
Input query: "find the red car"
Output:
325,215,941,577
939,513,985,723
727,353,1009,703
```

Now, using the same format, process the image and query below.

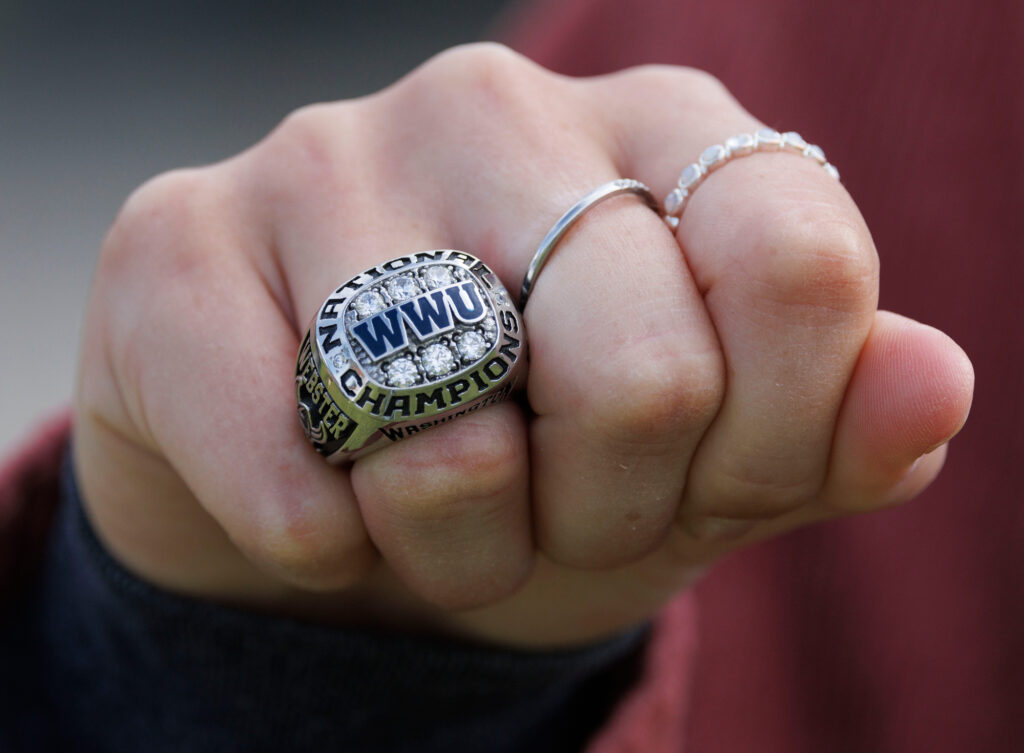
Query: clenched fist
73,44,973,648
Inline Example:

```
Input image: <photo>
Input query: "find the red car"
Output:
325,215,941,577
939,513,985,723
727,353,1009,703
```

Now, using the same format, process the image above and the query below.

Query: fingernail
921,437,953,456
904,438,952,478
685,516,757,542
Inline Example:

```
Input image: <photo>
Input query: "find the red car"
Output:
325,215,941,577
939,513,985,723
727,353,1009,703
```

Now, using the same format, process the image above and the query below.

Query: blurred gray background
0,0,513,454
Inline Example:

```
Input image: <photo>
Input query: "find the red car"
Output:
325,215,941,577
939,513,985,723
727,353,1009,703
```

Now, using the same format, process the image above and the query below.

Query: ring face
296,250,526,462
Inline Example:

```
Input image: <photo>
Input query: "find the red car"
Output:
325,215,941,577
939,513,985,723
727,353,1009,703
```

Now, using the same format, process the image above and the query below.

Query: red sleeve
0,410,70,602
500,1,1024,751
584,594,697,753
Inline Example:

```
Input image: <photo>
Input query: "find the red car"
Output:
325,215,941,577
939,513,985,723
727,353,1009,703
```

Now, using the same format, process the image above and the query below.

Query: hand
73,44,973,648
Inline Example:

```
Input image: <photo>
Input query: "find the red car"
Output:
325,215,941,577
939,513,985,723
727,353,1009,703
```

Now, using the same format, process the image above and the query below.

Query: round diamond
386,275,420,302
480,315,496,334
457,331,488,361
352,291,385,318
422,265,454,289
492,286,509,305
387,357,419,387
331,354,347,370
420,344,456,378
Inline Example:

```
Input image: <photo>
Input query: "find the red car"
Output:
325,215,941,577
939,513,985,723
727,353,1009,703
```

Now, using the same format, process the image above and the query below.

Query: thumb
824,310,975,510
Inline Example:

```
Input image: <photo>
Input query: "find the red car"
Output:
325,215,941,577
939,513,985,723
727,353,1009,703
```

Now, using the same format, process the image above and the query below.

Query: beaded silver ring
663,129,840,230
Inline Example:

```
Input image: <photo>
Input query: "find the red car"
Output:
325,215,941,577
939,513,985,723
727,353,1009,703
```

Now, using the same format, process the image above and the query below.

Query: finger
594,67,880,530
663,447,950,562
678,156,880,533
241,101,452,318
351,402,532,610
93,169,377,591
246,95,536,608
665,311,974,547
523,198,724,568
340,49,727,570
822,310,974,509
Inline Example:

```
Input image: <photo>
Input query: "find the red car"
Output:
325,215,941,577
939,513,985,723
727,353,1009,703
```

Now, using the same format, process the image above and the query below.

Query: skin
72,44,974,649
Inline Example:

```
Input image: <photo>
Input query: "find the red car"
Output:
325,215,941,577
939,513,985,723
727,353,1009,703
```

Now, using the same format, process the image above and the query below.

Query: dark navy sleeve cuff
0,449,649,753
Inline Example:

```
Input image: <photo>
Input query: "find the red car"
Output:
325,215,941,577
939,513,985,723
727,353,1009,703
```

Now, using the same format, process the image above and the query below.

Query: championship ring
295,250,527,462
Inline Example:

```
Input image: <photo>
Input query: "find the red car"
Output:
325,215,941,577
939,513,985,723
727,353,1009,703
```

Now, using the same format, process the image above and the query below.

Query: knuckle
124,166,212,215
270,101,341,152
366,418,524,524
581,343,724,449
753,212,879,316
243,495,373,590
379,43,569,172
623,65,732,107
543,515,672,571
408,556,533,612
102,167,226,281
672,66,731,102
702,461,822,519
421,42,534,88
255,102,353,188
678,65,729,92
407,42,545,118
107,169,211,253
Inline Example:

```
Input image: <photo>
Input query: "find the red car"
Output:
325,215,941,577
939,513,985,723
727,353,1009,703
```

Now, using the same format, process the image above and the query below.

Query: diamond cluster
663,129,840,229
341,263,499,388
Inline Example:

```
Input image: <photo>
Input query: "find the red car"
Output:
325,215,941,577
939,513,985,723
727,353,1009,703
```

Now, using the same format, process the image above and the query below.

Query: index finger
77,167,377,592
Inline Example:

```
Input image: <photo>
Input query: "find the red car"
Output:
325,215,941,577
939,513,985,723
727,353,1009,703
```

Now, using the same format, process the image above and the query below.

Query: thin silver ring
520,179,661,307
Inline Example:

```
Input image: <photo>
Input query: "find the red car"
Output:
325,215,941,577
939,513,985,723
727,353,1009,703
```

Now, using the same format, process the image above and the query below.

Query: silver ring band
663,129,840,230
520,179,661,307
296,250,526,462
